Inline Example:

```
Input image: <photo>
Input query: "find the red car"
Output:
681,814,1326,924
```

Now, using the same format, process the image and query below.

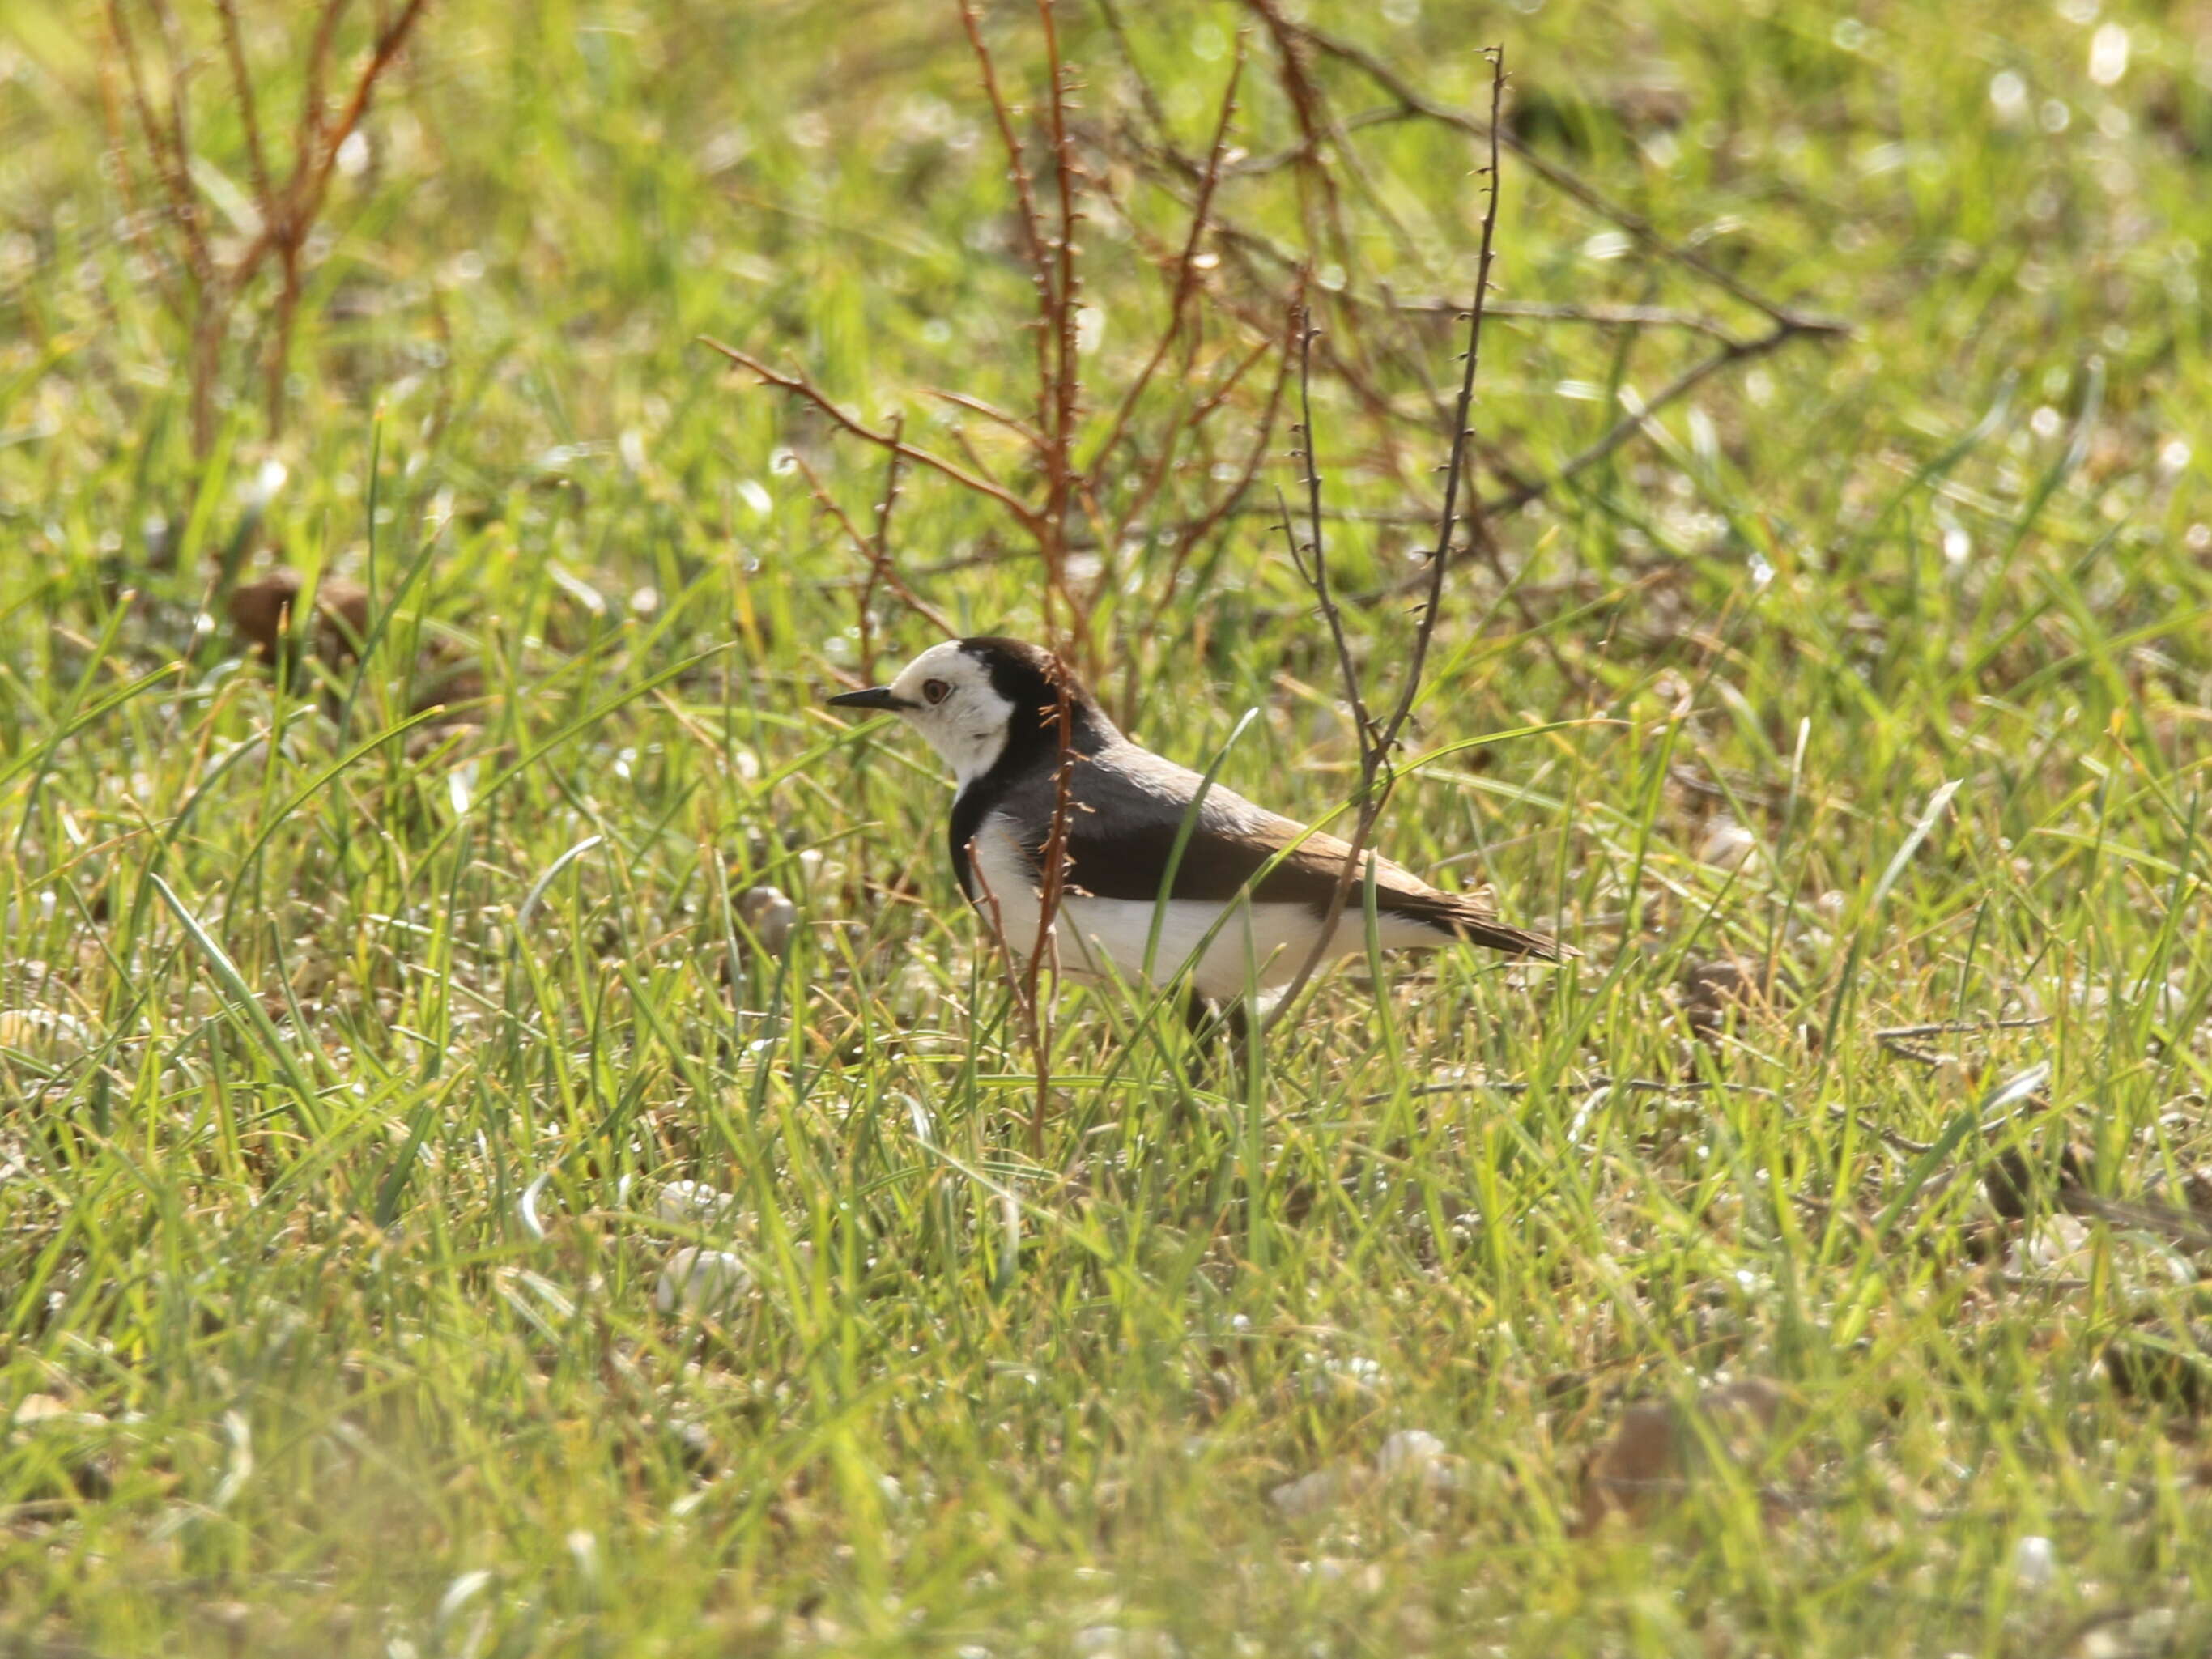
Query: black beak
825,686,907,711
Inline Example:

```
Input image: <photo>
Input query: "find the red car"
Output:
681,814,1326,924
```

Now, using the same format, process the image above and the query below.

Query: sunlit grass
2,0,2211,1653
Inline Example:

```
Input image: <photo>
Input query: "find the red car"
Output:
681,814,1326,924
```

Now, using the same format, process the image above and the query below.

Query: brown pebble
228,570,371,665
1577,1377,1793,1534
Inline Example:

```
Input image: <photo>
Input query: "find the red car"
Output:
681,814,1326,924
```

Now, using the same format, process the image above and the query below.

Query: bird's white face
862,641,1017,788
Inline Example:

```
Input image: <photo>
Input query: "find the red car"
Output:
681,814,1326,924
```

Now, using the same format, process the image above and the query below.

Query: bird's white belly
966,819,1440,999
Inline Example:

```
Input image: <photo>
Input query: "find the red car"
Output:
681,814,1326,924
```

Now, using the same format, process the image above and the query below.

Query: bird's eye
921,679,951,706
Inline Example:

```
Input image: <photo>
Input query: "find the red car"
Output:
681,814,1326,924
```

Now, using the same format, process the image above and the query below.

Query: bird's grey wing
994,743,1572,959
991,744,1390,908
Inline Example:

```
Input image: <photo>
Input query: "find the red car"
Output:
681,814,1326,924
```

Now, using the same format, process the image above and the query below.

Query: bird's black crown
957,636,1112,755
958,636,1097,712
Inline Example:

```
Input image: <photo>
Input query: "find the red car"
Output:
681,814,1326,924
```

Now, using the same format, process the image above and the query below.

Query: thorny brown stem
1026,670,1081,1158
105,0,430,457
857,415,912,679
1130,143,1831,538
957,0,1055,425
213,0,274,211
1098,7,1848,572
1089,39,1245,532
1268,46,1511,1025
701,339,1043,533
711,8,1266,688
1034,0,1091,661
1283,17,1848,340
1239,0,1353,287
108,1,209,290
785,448,955,643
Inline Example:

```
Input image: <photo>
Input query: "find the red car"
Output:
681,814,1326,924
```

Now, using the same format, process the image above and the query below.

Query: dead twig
857,415,917,678
1400,296,1750,342
784,447,955,643
700,339,1042,532
1268,46,1510,1023
1026,668,1081,1157
1876,1018,2052,1042
104,0,432,454
958,0,1055,420
1373,1075,1780,1104
1872,1016,2048,1066
1284,17,1848,340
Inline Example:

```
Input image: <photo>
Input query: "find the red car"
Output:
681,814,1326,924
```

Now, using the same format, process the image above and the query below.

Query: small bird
827,637,1572,1008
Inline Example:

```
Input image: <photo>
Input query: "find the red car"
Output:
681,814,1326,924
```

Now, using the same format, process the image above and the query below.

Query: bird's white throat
935,721,1010,790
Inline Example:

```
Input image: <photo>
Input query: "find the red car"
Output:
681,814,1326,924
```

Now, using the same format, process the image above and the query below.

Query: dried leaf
1576,1378,1794,1534
228,569,372,665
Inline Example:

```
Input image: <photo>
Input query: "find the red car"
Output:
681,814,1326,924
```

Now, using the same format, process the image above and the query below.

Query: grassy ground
5,0,2212,1652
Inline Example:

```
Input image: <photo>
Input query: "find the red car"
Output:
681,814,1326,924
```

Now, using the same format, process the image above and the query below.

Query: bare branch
212,0,274,213
242,0,431,278
700,338,1044,532
956,1,1053,291
1286,18,1848,338
924,387,1047,451
108,0,211,288
1087,40,1244,485
1034,0,1090,657
787,446,958,643
1268,45,1512,1022
300,0,351,154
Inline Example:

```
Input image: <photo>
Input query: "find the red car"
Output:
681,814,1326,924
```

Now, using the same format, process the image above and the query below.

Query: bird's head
826,636,1102,786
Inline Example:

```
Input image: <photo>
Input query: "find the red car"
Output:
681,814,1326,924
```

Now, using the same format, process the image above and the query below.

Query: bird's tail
1446,911,1578,962
1373,883,1579,962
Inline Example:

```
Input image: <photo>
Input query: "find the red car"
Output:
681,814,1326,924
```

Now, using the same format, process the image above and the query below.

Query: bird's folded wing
1003,750,1440,912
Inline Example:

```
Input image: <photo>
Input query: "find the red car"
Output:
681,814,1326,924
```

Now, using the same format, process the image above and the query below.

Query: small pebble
655,1247,751,1317
1376,1428,1448,1480
654,1180,738,1229
2013,1534,2057,1591
0,1009,91,1063
1698,821,1761,872
1268,1465,1348,1518
737,886,798,954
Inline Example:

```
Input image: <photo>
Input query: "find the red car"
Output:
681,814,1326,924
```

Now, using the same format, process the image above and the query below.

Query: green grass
4,0,2212,1653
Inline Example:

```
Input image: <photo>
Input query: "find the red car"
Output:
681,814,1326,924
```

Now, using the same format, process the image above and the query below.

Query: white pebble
2,892,57,933
655,1247,751,1317
1072,1629,1176,1659
1699,821,1761,872
2013,1534,2057,1591
2006,1214,2092,1276
1267,1465,1347,1518
0,1009,90,1063
1375,1428,1447,1478
738,886,798,954
654,1180,738,1229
